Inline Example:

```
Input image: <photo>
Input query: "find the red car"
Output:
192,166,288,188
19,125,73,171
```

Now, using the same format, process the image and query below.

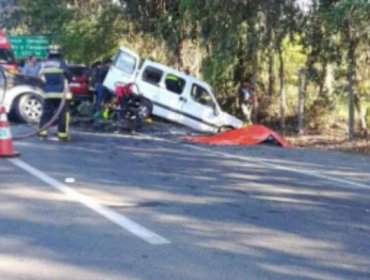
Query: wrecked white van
104,47,243,133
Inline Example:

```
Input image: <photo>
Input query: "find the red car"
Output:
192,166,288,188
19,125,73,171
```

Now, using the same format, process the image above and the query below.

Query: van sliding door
154,72,186,123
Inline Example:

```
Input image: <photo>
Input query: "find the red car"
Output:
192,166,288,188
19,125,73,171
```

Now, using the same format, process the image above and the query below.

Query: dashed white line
8,158,170,245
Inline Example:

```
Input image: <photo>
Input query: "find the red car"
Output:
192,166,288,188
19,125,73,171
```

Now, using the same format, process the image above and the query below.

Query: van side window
142,66,163,85
114,51,137,75
191,84,216,110
165,74,185,95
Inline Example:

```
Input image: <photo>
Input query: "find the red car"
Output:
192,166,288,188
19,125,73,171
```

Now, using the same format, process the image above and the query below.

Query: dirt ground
287,133,370,156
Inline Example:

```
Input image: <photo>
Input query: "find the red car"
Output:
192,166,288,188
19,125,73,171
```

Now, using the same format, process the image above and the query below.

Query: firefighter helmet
47,44,62,59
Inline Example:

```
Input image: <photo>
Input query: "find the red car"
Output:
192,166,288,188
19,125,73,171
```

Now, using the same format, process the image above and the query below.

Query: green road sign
8,36,49,59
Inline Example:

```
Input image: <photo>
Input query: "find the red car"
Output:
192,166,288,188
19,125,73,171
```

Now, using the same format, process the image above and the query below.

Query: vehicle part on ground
186,125,290,147
218,126,234,133
14,93,43,123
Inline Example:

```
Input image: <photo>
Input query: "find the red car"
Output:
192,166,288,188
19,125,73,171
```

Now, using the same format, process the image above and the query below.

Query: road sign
8,36,49,59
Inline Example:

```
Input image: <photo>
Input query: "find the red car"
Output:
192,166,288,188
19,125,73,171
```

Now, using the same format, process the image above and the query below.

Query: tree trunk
278,46,286,135
348,54,356,141
318,61,327,97
354,94,368,135
234,39,246,82
298,69,306,135
251,47,259,86
346,23,356,141
247,16,259,85
173,3,184,69
304,53,315,91
267,43,275,96
266,9,275,96
244,16,259,123
174,36,184,69
325,63,334,97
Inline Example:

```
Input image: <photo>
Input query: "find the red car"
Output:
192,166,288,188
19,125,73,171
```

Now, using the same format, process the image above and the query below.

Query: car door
103,48,140,92
154,72,187,123
180,82,221,132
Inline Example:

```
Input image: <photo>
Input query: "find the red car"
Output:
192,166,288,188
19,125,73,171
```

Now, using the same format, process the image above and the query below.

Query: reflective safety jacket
39,60,72,99
40,59,70,75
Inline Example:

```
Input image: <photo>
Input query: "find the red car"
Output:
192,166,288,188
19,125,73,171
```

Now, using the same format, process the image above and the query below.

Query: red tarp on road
186,125,290,148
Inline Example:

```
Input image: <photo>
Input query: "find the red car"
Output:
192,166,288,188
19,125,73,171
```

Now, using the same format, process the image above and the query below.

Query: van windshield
0,49,15,64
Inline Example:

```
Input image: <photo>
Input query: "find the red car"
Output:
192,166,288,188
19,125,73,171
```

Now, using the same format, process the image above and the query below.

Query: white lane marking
8,158,170,245
257,161,370,190
183,144,370,190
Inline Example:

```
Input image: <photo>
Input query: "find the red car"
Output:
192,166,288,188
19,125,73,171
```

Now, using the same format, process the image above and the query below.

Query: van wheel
139,98,153,119
14,94,44,124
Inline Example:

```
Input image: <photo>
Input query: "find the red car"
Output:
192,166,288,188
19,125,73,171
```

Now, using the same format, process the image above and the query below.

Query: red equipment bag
115,83,134,99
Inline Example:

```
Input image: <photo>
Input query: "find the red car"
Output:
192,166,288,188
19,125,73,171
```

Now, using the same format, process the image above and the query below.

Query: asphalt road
1,123,370,280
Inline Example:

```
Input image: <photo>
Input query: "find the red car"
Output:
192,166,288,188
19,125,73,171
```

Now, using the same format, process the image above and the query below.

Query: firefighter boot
37,130,48,140
57,132,71,142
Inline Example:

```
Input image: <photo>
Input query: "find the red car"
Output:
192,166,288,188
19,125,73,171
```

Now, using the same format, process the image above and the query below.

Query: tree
60,3,124,63
0,0,20,30
17,0,72,39
323,0,370,139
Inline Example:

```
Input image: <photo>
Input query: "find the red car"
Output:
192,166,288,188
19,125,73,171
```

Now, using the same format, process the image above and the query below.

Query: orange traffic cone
0,106,20,158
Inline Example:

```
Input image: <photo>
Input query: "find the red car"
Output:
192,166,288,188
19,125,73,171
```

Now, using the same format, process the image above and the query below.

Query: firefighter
37,45,72,141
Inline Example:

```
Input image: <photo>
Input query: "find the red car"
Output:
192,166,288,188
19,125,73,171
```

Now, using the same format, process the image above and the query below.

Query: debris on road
65,177,76,183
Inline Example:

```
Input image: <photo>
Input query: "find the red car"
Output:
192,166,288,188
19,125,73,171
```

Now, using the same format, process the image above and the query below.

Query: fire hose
13,92,68,141
0,66,69,141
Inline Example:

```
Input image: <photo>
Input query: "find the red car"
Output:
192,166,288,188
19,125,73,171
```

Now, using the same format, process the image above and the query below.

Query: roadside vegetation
1,0,370,152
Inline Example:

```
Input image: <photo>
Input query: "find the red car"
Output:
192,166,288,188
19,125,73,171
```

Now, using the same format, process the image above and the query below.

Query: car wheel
15,94,44,124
